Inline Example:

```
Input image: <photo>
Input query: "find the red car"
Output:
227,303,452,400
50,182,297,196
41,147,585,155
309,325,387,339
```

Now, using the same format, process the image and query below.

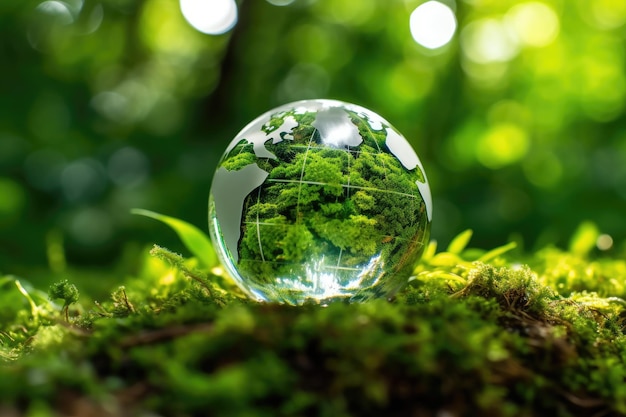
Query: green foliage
221,140,258,172
2,0,626,278
447,229,473,254
132,208,218,268
48,279,79,322
48,280,79,308
2,0,626,413
1,230,626,416
454,263,557,317
0,277,56,361
569,221,601,257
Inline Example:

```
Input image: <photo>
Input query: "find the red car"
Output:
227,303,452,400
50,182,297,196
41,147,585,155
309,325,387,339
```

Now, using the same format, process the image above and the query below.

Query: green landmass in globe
209,100,432,304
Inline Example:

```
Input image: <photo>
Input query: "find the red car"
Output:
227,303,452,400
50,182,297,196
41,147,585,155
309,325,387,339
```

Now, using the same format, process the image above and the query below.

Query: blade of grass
132,209,218,268
569,221,599,257
15,280,39,323
447,229,473,254
421,240,437,262
478,242,517,263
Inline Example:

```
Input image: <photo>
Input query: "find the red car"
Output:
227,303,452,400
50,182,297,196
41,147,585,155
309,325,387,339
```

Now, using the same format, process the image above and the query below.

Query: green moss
2,233,626,416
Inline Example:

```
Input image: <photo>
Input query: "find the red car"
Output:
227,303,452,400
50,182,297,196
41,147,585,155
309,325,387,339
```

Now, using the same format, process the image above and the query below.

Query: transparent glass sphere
209,99,432,305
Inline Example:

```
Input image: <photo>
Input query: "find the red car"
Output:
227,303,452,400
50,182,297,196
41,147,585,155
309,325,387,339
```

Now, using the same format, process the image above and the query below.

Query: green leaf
416,270,466,284
429,252,464,267
447,229,473,254
569,221,600,257
421,240,438,261
478,241,517,263
132,208,218,268
15,280,39,322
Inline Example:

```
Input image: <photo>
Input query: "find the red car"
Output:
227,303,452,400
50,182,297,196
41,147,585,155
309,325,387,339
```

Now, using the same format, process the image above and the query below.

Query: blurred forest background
1,0,625,287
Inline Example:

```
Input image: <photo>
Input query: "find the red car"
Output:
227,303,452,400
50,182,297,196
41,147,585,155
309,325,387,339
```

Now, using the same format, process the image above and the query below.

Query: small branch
119,323,214,348
121,288,135,314
150,245,217,299
94,301,113,317
51,318,92,337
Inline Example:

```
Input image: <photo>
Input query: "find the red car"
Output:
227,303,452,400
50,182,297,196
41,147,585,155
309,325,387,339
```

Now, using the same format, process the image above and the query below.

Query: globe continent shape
209,99,432,305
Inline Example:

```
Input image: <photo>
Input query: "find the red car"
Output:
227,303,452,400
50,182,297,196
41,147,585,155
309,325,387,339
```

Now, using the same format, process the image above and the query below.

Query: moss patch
2,236,626,416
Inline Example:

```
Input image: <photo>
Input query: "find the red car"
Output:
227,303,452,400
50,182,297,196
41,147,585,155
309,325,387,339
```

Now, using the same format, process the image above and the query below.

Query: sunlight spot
276,64,330,102
28,0,74,50
35,1,74,25
91,91,128,123
590,0,626,29
461,18,519,63
212,266,225,276
60,159,107,202
522,152,563,188
597,234,614,251
476,124,529,169
315,0,375,26
62,0,84,15
107,147,150,189
69,208,113,246
409,1,457,49
179,0,237,35
160,271,177,286
505,2,560,48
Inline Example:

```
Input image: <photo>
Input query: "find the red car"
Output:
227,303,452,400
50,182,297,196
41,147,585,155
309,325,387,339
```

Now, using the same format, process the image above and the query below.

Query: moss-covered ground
2,228,626,416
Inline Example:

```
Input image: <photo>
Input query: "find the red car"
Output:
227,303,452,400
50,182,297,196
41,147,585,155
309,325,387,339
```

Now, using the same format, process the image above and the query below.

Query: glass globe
209,99,432,305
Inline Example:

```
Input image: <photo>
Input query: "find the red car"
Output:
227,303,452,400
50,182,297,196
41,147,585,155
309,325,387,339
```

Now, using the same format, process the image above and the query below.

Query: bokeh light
91,91,129,123
589,0,626,29
60,159,107,203
35,1,74,24
523,152,563,188
179,0,237,35
476,124,529,169
506,2,560,48
0,178,25,223
276,64,330,102
23,150,66,192
409,1,457,49
597,234,614,251
313,0,376,27
461,18,519,63
82,4,104,35
3,0,626,273
68,207,114,246
107,147,150,189
27,1,74,51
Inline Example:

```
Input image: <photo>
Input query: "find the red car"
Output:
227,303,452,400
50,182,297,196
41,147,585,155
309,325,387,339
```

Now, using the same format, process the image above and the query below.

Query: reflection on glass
209,100,432,305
